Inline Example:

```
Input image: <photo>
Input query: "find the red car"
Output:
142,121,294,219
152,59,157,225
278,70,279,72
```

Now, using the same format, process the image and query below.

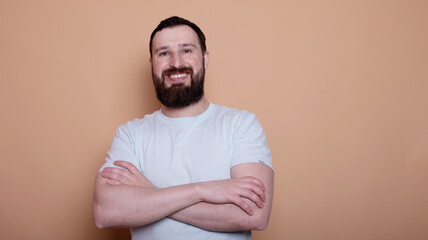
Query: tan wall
1,0,427,239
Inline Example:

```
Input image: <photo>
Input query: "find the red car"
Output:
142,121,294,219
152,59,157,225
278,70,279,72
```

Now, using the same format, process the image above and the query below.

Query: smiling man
93,16,274,240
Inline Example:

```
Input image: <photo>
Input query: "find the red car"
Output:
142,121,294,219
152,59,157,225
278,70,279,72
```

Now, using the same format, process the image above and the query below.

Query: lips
168,73,189,81
163,67,193,84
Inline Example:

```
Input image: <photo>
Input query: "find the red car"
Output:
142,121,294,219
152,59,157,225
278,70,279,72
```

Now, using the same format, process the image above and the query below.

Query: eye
158,51,169,57
183,49,192,54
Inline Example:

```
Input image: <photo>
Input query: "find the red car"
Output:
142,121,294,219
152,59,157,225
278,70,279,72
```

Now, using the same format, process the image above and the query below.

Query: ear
149,58,153,66
203,51,209,69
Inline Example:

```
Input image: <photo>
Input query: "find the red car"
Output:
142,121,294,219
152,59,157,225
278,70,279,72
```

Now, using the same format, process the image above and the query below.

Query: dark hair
149,16,207,57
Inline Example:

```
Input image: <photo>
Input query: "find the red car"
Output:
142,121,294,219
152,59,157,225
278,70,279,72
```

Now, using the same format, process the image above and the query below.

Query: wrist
191,182,205,203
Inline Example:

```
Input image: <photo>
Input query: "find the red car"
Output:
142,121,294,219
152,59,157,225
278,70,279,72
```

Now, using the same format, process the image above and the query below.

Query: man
93,16,274,240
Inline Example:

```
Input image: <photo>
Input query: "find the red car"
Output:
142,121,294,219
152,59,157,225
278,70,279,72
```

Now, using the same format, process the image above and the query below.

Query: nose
169,53,184,68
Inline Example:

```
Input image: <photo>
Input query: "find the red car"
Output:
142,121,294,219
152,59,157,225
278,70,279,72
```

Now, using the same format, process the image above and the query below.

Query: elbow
93,205,106,229
237,216,269,231
252,217,269,231
251,202,272,231
94,213,108,229
93,200,133,229
94,217,107,229
93,202,114,229
93,176,119,229
244,212,270,231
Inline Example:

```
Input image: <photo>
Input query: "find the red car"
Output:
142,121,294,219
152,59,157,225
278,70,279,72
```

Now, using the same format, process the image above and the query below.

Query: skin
101,161,266,216
93,25,274,232
150,25,210,118
98,161,274,231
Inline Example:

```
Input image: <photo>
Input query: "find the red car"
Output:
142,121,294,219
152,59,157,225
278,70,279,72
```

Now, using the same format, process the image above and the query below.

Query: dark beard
152,66,205,108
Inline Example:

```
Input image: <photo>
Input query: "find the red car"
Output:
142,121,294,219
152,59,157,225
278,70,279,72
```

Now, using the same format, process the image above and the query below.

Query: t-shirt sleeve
230,113,273,171
98,121,141,173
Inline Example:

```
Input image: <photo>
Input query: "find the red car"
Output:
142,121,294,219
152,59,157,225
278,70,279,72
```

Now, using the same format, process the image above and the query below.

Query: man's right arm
93,173,200,228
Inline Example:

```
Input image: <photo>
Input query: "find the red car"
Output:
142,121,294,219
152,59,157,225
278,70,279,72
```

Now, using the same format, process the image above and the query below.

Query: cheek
152,62,167,74
187,58,203,69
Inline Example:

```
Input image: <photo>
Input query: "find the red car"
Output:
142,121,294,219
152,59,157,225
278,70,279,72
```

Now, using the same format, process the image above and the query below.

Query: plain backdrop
1,0,427,239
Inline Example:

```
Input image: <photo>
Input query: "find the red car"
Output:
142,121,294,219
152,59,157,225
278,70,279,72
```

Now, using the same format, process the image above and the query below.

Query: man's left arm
169,162,274,231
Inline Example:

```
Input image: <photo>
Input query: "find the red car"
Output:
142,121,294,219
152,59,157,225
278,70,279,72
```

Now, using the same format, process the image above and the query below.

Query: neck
161,97,210,118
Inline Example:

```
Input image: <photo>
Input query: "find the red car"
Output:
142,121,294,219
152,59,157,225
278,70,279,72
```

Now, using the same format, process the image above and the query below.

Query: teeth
169,73,188,79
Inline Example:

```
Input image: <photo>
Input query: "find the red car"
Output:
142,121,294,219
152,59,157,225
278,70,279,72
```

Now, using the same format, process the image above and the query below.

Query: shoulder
214,105,258,129
116,110,161,134
211,104,257,123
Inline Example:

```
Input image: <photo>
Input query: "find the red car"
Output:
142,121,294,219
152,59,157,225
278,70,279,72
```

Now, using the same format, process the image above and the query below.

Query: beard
152,65,205,108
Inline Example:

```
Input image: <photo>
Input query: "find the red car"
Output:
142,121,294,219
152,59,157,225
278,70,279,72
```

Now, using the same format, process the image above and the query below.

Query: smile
168,73,189,79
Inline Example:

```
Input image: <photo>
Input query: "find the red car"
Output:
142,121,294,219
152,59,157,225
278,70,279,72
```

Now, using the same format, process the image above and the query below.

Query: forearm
170,163,274,232
93,173,200,228
170,199,268,232
95,161,271,230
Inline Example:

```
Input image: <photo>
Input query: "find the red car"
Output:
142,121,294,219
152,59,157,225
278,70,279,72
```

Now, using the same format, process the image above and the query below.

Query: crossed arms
93,160,274,232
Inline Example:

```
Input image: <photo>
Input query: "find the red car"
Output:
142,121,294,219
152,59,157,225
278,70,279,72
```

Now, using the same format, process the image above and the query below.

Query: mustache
162,67,193,78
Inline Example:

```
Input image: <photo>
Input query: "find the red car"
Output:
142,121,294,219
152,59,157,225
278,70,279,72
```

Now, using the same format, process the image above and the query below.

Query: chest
137,122,234,187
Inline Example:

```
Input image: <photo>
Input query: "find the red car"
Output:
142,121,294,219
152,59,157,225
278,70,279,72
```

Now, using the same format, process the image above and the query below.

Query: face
150,25,209,108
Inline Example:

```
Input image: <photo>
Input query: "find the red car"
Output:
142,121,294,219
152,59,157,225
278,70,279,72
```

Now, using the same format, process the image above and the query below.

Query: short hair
149,16,207,57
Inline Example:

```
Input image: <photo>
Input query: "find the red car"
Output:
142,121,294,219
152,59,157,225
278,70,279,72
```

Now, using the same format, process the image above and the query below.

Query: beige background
1,0,427,239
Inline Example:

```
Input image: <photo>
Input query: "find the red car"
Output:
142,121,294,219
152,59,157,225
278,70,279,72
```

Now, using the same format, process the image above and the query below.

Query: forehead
152,25,200,50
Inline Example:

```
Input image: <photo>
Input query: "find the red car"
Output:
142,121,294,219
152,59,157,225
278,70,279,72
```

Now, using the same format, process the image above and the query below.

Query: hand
197,176,266,216
101,161,154,188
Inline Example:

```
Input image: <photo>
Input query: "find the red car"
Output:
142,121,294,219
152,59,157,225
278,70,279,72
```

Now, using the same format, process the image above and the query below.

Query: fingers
235,183,265,209
105,179,122,185
251,185,266,203
241,176,266,191
240,189,265,209
102,161,154,188
101,161,140,184
232,196,254,216
236,177,266,204
101,167,132,184
223,177,266,214
113,161,141,175
242,181,266,203
199,178,266,215
101,172,127,185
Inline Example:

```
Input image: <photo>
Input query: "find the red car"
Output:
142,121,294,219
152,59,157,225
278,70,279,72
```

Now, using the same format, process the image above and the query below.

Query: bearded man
93,16,274,240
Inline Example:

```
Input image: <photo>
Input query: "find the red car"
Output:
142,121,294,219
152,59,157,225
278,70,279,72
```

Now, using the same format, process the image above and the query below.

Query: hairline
149,17,207,58
152,29,201,56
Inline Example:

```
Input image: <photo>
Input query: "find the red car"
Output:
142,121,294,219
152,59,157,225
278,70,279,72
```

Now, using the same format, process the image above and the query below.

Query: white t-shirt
100,103,273,240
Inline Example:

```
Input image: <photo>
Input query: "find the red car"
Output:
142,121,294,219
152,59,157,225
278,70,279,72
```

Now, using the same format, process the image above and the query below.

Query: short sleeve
230,113,273,170
98,121,141,172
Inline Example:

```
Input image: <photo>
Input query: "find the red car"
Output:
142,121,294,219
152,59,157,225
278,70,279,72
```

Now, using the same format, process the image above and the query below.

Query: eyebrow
179,43,197,48
154,46,169,55
154,43,197,54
